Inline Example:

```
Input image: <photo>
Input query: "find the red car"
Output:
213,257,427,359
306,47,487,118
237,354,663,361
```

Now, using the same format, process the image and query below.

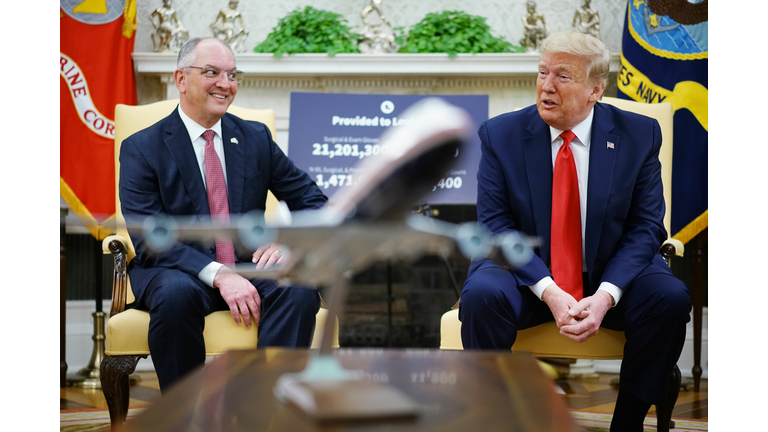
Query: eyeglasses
184,66,244,84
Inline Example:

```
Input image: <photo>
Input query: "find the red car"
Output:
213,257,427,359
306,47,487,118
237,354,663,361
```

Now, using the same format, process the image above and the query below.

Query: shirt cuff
529,277,554,300
198,262,224,287
597,282,623,307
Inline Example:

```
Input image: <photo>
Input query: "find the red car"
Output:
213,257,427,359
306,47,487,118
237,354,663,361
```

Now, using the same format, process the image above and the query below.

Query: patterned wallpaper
134,0,627,56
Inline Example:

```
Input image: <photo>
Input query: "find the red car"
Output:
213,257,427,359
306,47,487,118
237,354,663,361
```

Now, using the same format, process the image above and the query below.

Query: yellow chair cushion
310,308,339,349
439,308,464,350
105,309,258,356
106,308,335,356
440,309,625,359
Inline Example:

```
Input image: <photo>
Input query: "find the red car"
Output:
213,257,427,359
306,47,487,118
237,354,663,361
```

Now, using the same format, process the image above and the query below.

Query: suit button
210,247,215,254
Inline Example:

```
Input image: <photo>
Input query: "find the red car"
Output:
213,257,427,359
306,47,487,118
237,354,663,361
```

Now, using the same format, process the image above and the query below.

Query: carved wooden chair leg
100,354,147,429
655,364,681,432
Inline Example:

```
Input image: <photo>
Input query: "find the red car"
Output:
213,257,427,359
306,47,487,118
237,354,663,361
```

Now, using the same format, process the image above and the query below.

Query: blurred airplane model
135,97,536,288
128,98,538,421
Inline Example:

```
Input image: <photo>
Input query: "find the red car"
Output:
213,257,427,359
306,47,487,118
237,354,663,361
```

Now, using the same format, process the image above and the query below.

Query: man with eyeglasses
119,37,328,391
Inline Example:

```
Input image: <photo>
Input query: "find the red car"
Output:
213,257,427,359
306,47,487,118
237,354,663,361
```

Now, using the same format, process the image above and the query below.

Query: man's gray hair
539,31,610,86
176,37,235,69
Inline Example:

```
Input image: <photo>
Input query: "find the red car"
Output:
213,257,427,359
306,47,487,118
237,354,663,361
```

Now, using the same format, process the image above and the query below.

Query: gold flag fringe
122,0,136,39
672,210,707,245
60,178,115,240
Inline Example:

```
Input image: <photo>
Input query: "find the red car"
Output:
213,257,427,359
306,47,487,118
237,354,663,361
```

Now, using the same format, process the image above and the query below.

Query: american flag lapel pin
606,141,615,149
230,137,239,145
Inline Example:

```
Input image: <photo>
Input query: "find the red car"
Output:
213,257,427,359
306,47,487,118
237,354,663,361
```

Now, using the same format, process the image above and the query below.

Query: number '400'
433,176,463,191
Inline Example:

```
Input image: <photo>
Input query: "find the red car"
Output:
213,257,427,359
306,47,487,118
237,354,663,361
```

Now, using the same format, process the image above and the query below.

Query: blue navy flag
616,0,707,244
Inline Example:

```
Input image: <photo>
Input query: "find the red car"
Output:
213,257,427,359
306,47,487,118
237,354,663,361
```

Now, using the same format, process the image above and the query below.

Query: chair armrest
102,234,129,254
660,238,684,266
102,235,130,316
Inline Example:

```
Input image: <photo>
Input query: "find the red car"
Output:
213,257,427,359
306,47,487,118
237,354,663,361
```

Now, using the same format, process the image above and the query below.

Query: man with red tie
459,31,690,431
119,37,327,391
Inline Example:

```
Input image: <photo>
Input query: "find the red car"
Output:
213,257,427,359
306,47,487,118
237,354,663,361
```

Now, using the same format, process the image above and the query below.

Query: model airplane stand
273,272,420,421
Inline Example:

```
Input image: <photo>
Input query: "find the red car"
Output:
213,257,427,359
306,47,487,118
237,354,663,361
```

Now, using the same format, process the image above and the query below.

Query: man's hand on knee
213,267,262,329
252,242,288,269
558,291,613,342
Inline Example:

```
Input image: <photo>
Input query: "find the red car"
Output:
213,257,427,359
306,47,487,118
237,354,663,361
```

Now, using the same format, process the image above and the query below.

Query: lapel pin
606,141,615,149
230,137,239,145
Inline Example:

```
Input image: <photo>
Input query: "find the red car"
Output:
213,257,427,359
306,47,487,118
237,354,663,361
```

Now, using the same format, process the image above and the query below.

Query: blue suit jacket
470,102,668,295
119,107,327,301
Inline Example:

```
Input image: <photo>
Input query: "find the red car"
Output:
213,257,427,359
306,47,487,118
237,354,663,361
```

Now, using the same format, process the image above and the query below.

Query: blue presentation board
287,92,488,205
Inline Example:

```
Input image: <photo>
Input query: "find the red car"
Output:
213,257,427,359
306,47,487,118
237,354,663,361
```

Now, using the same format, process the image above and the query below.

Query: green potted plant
253,6,360,57
396,11,523,57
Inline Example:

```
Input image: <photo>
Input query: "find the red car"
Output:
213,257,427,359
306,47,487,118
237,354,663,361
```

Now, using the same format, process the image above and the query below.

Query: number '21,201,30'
312,143,389,160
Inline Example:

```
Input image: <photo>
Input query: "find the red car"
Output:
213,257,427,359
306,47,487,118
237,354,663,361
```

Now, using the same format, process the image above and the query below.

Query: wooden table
125,348,577,432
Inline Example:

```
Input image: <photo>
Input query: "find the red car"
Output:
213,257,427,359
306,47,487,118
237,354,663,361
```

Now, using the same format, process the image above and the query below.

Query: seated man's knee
633,272,691,324
460,266,517,313
290,286,321,314
664,277,691,322
264,284,320,317
145,271,208,319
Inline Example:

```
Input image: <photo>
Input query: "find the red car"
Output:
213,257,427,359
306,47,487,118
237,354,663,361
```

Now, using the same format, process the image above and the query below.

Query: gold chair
439,97,682,431
101,99,337,428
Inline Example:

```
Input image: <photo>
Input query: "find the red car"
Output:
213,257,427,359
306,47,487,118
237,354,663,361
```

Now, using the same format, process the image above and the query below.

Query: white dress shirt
177,105,227,287
528,108,624,306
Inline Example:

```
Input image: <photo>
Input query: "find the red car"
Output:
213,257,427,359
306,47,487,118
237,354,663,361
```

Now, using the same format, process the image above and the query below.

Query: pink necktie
551,130,583,301
203,130,235,267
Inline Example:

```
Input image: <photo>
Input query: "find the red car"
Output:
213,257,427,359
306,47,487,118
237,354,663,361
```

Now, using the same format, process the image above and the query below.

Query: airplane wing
134,209,537,287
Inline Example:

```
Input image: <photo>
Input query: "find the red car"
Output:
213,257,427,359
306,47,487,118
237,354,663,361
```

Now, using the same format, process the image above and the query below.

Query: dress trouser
459,256,690,405
135,269,320,391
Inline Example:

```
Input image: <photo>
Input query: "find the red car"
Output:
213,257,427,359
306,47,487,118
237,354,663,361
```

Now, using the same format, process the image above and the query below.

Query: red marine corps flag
60,0,137,239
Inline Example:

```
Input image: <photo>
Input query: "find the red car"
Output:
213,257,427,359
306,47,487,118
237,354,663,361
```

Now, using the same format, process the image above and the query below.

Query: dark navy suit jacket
119,107,327,302
469,101,668,296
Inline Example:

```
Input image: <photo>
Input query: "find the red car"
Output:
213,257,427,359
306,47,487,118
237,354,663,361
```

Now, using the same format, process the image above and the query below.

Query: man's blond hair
539,31,609,86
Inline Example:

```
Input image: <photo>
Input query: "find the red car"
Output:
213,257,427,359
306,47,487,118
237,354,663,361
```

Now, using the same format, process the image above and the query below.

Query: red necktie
203,130,235,267
551,130,583,301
